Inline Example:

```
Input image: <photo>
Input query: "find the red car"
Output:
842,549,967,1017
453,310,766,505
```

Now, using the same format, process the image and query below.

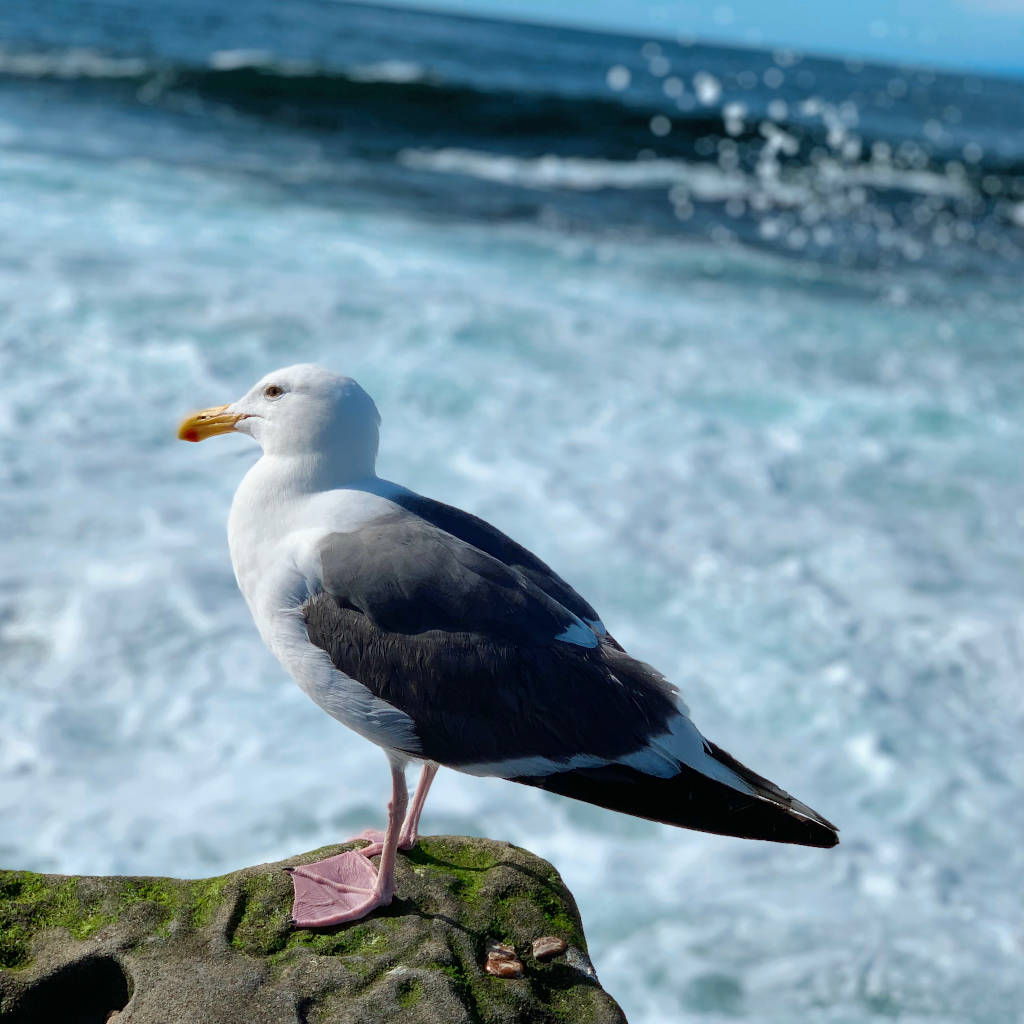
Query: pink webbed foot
286,852,392,927
288,760,434,928
347,827,387,859
347,825,419,858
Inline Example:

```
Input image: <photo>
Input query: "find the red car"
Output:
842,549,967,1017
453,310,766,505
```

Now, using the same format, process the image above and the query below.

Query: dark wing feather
304,511,677,767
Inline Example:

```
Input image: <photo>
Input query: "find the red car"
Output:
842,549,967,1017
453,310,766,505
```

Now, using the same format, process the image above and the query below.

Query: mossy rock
0,836,627,1023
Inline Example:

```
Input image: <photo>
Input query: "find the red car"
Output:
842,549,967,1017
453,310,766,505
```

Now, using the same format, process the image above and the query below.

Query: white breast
227,458,421,754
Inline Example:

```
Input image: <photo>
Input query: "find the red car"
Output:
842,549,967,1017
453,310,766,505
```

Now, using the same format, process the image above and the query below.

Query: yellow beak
177,404,245,443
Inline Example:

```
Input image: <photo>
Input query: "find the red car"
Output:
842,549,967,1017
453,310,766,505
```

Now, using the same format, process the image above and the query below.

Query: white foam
398,146,975,208
208,49,276,71
0,47,148,79
2,122,1022,1024
399,147,808,203
346,60,428,84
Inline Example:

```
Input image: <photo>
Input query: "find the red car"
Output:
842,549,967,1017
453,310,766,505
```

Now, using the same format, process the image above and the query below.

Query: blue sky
369,0,1024,75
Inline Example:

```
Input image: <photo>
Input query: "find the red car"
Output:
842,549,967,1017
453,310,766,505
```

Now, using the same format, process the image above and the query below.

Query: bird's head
178,363,380,472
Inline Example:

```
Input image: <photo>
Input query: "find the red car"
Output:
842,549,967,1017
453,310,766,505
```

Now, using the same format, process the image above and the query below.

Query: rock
531,936,568,962
484,940,524,979
0,836,627,1024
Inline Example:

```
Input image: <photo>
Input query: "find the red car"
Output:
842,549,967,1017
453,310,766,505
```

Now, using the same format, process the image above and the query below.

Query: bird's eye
264,384,284,399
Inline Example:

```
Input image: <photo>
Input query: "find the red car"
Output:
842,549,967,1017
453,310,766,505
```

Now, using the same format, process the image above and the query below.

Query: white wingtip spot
620,714,756,794
554,621,599,648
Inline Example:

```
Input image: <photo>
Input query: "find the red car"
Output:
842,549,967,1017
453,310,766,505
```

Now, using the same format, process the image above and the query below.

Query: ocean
1,1,1022,1020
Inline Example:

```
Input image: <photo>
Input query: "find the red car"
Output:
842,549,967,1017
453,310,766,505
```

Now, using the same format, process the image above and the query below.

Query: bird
178,363,837,928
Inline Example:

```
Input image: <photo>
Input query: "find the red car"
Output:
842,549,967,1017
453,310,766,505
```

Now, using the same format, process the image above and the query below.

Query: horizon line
341,0,1024,82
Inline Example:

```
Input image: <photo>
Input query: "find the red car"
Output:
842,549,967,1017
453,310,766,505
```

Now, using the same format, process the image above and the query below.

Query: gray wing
388,492,611,636
302,503,840,849
302,511,677,770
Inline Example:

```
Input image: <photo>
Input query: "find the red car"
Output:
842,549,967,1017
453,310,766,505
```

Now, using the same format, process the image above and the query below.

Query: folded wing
302,505,837,848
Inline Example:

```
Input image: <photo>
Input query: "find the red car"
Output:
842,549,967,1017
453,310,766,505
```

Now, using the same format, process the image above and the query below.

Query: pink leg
287,757,408,928
400,762,438,849
350,762,438,857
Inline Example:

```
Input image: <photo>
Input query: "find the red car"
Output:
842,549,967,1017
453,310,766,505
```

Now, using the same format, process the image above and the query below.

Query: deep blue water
1,3,1023,1022
2,0,1023,276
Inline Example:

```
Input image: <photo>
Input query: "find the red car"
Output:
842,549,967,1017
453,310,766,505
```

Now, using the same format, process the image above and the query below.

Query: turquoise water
1,3,1023,1020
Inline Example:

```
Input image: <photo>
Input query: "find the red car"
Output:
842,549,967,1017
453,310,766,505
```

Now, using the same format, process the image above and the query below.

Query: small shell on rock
484,940,524,979
531,935,567,961
485,955,524,979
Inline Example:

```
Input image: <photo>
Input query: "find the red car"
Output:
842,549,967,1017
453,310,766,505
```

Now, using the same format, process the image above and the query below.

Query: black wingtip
515,760,839,849
788,815,839,849
703,740,839,844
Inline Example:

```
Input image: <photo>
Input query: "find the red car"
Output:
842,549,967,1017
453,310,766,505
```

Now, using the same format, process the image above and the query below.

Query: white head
179,364,381,478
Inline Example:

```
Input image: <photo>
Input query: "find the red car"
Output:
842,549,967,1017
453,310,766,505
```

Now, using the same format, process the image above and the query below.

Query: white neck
226,453,405,610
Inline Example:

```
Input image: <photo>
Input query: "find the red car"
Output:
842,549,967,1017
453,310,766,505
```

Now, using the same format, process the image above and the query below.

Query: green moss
119,877,182,938
0,905,31,971
228,873,293,956
279,915,401,962
533,885,581,945
396,976,423,1008
492,885,582,950
432,961,484,1024
0,872,119,970
70,900,117,941
549,980,601,1023
0,929,29,970
0,874,46,905
188,876,230,930
405,838,496,904
415,838,498,872
0,868,235,971
119,878,177,913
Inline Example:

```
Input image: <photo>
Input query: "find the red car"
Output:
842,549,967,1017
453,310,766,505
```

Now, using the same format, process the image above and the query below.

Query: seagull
178,364,837,927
